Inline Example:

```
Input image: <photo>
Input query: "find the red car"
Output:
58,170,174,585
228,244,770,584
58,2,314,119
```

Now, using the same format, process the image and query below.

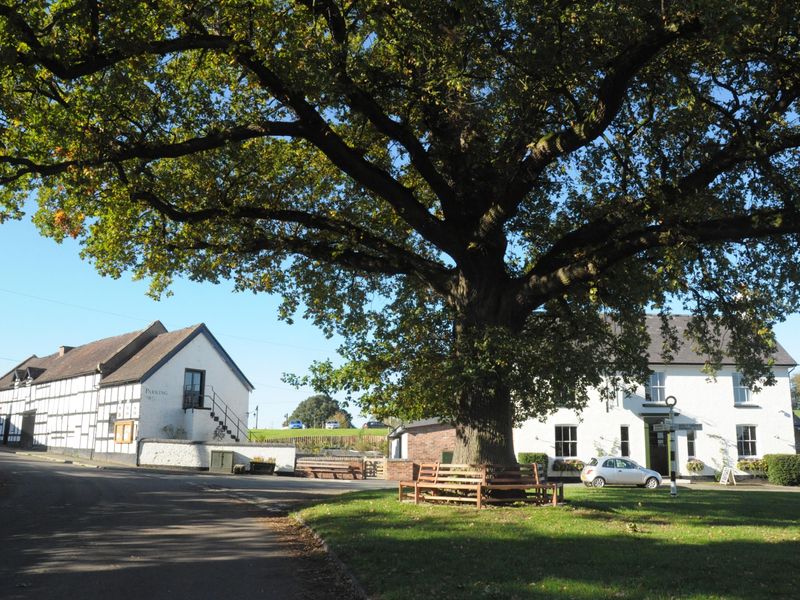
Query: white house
0,321,253,465
514,316,797,477
390,316,797,478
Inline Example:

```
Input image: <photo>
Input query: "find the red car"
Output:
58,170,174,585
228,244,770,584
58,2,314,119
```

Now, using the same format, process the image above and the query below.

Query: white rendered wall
138,439,295,472
513,366,796,476
137,333,250,443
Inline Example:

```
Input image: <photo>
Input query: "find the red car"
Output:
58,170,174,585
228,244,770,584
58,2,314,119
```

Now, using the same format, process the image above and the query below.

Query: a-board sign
719,466,736,485
676,423,703,431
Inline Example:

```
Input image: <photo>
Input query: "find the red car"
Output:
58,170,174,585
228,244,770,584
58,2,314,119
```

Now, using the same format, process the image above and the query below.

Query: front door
1,415,10,444
20,410,36,449
647,422,669,475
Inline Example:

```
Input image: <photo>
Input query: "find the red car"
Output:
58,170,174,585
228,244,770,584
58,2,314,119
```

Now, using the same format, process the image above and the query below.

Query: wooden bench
399,463,562,508
295,457,364,480
484,463,562,507
399,463,487,508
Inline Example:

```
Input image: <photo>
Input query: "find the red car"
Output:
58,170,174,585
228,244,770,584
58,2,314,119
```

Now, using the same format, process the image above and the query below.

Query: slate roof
100,323,254,390
644,315,795,366
0,321,253,392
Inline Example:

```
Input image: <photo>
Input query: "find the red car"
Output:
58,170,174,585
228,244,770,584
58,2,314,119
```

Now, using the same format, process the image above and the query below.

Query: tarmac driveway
0,451,390,600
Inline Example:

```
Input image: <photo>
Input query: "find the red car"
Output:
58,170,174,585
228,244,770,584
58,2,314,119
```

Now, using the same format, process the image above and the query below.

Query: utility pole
254,405,259,430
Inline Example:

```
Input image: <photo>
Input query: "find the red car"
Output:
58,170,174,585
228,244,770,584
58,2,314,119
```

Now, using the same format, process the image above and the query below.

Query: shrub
686,459,705,474
737,458,768,475
518,452,548,467
764,454,800,486
552,459,584,472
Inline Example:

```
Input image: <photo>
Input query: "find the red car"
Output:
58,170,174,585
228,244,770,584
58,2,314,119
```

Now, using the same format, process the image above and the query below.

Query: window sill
733,404,761,409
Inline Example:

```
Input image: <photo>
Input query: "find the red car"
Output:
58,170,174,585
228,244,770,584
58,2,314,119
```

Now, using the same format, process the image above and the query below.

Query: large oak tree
2,1,800,463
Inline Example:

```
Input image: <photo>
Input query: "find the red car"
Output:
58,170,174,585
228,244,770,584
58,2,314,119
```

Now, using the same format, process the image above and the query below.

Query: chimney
59,346,74,357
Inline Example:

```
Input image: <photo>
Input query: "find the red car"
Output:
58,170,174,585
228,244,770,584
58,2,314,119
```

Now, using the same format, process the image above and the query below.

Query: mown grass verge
297,486,800,599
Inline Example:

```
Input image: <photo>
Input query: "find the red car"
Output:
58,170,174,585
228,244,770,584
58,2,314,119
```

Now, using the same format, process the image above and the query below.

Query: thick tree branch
503,20,701,209
0,5,233,79
295,0,458,210
231,48,459,256
0,121,305,184
133,190,453,292
524,208,800,306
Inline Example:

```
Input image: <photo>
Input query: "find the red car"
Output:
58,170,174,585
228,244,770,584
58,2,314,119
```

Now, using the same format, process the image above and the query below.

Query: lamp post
665,395,678,497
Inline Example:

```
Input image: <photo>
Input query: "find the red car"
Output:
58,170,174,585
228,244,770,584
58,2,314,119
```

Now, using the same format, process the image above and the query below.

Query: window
113,420,134,444
183,369,205,409
687,430,696,458
620,425,630,457
108,412,117,438
736,425,757,457
732,372,751,404
555,425,577,457
644,372,666,403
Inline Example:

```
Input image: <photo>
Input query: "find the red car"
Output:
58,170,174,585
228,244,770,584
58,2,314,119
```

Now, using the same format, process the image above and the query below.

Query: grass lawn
249,427,389,439
297,486,800,599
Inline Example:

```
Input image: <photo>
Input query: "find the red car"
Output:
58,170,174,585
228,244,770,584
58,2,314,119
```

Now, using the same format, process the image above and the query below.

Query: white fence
138,439,296,473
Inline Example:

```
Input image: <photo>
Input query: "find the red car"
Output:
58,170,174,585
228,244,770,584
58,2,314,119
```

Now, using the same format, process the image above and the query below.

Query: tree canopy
286,394,352,428
1,1,800,461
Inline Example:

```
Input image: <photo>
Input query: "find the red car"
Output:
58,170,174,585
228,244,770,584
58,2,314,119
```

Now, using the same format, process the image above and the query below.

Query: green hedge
764,454,800,486
518,452,548,467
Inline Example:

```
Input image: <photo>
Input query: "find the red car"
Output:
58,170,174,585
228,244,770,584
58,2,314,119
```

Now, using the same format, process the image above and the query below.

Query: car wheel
645,477,659,489
591,477,605,488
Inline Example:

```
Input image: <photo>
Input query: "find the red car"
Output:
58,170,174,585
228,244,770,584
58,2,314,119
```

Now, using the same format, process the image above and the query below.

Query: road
0,452,390,600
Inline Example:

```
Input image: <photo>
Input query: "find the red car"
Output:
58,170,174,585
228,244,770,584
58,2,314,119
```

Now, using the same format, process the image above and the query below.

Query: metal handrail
206,387,249,442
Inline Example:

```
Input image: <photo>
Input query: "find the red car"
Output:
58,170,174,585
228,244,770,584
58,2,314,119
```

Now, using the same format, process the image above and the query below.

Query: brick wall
385,459,416,482
407,424,456,463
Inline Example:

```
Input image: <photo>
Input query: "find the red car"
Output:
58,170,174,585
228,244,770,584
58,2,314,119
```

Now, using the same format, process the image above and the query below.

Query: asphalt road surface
0,452,390,600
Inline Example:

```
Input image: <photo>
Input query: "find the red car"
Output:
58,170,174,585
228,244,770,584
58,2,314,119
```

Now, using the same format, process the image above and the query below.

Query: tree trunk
445,262,526,465
451,379,517,465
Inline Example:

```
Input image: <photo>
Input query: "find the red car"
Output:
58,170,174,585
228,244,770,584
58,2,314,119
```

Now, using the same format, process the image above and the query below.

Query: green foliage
791,374,800,410
686,459,705,474
764,455,800,486
518,452,548,468
736,458,768,475
552,459,584,472
286,394,351,429
2,2,800,460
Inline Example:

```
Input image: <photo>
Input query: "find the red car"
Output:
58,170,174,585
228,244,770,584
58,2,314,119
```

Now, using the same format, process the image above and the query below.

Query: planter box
250,461,276,475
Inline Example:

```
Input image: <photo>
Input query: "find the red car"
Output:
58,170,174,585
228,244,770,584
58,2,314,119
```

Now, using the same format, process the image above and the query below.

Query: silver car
580,456,662,488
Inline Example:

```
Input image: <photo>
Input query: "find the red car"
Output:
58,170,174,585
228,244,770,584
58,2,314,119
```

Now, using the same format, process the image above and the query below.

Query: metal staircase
207,389,249,442
183,387,248,442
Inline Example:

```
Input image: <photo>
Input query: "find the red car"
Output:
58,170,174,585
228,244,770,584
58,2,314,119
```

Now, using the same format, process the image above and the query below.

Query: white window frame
686,430,696,458
620,425,630,457
645,372,666,403
555,425,578,458
732,372,751,404
736,425,757,457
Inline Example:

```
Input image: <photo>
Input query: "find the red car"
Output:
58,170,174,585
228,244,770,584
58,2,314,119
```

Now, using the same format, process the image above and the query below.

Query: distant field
249,428,390,439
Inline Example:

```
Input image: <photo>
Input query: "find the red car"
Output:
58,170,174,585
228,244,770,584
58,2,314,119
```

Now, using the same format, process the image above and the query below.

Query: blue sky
2,213,799,429
0,214,347,429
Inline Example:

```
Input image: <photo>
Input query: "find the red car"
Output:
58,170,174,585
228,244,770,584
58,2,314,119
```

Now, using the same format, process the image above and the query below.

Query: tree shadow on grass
301,488,800,599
